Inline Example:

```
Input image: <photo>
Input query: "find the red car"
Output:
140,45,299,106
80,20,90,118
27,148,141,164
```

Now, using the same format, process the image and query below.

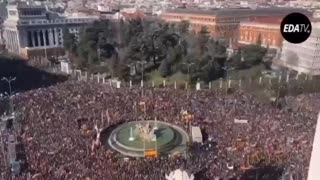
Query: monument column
6,30,9,49
6,30,10,50
14,31,19,53
37,30,41,47
8,31,12,50
48,28,54,46
12,31,16,51
9,31,13,51
22,30,28,48
7,30,10,50
58,28,62,45
42,29,47,46
59,28,63,45
54,28,59,46
31,30,35,47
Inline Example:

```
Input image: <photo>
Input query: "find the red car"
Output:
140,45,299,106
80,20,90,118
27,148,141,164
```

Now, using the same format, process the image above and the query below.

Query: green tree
242,45,267,67
123,18,144,46
159,59,171,77
76,20,116,68
177,20,190,35
197,26,210,54
63,29,78,64
256,33,262,46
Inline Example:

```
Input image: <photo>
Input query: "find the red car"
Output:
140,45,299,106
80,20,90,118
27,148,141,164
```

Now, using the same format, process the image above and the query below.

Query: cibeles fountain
107,120,189,157
129,122,157,142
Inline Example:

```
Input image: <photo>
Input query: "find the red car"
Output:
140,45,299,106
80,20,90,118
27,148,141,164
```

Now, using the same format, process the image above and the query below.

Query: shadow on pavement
0,56,68,94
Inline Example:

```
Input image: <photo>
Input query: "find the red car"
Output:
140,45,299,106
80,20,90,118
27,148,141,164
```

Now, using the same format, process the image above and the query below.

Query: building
161,8,311,43
314,9,320,20
2,1,99,59
238,17,283,49
277,22,320,75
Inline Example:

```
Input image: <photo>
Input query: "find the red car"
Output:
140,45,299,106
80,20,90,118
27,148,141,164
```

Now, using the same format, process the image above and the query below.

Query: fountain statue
134,122,157,142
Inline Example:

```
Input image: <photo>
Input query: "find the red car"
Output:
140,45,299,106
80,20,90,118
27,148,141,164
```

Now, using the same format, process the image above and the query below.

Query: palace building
238,17,283,49
2,1,99,59
161,8,311,44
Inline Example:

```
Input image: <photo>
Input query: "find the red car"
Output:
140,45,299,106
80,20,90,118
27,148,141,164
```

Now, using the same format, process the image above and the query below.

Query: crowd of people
0,80,318,180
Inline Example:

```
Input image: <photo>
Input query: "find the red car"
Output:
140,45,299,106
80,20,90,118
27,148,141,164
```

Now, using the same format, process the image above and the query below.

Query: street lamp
2,77,16,112
221,66,234,95
152,30,161,64
183,62,195,98
183,62,195,85
137,61,147,95
137,61,147,83
2,77,16,96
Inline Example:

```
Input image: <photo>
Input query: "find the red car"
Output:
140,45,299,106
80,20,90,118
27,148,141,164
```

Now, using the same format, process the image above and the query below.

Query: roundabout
107,120,190,157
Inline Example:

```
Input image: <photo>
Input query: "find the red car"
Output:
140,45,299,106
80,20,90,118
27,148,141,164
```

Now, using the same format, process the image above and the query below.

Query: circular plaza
107,120,190,157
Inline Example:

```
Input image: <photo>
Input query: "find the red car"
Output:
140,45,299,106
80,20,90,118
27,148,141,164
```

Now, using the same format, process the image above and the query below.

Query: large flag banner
145,150,158,157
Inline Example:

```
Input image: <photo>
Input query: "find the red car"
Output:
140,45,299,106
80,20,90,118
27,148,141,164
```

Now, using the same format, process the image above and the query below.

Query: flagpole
106,109,110,125
155,135,158,157
101,112,104,127
134,102,137,121
144,139,146,157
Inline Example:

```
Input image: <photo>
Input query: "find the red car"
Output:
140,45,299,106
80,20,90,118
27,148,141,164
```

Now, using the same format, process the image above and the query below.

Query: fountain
128,127,135,141
135,122,156,142
107,120,190,157
153,117,158,130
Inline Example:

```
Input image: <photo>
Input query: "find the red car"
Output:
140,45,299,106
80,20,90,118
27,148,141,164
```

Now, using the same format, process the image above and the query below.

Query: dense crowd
0,80,318,180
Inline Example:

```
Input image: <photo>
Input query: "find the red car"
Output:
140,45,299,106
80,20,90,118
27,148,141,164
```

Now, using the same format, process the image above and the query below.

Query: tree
159,59,171,77
197,26,210,54
177,20,190,35
63,28,78,62
76,20,116,69
286,51,299,67
77,29,99,67
229,50,248,69
242,45,267,67
69,18,231,82
123,18,144,46
257,33,262,46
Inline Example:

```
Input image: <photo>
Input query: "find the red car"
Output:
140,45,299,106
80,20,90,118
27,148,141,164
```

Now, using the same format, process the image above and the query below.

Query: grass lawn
228,64,265,80
147,71,188,87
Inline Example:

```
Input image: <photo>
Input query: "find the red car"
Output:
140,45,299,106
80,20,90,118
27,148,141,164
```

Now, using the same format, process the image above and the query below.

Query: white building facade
2,2,99,59
278,22,320,75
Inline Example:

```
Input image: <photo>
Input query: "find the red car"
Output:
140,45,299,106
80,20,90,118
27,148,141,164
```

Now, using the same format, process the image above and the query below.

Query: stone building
2,1,99,59
238,17,283,49
160,8,311,44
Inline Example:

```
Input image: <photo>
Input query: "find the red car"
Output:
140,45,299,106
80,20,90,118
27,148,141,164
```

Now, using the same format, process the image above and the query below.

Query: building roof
121,12,145,20
241,17,283,27
16,2,46,9
165,7,312,17
250,17,283,24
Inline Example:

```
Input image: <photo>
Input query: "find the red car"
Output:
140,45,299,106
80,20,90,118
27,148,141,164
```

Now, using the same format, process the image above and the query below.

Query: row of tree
63,19,267,82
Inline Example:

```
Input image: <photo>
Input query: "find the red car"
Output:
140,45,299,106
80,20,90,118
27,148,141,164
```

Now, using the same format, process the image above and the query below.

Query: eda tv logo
280,12,312,44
